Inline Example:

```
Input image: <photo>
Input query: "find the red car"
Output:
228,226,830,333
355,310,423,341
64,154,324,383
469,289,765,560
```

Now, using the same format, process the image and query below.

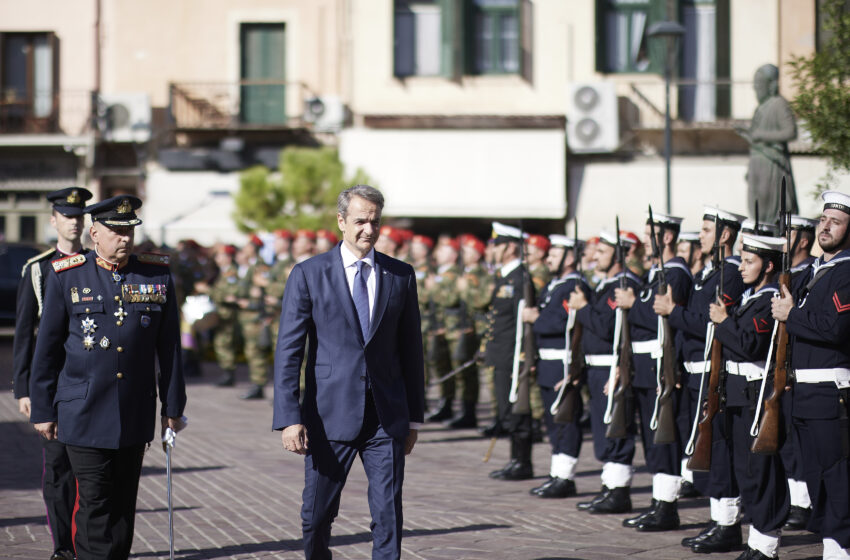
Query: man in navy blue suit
273,185,425,560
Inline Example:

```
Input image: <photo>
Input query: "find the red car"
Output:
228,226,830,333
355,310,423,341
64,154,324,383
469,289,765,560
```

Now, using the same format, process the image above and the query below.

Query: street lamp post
647,21,685,215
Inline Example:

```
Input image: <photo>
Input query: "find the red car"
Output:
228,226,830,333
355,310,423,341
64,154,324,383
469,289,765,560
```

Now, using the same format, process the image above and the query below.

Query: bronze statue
736,64,798,222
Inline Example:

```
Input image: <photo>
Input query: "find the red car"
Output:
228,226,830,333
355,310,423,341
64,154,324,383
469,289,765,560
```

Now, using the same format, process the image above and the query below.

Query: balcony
0,89,93,137
168,81,318,131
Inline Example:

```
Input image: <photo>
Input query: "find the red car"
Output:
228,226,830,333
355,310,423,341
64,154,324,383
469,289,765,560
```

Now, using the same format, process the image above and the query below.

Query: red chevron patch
834,292,850,313
607,297,617,310
562,300,570,312
753,317,771,333
721,293,735,307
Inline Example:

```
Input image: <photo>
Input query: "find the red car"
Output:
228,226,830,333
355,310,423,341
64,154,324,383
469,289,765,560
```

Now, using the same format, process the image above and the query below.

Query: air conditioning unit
566,83,619,153
303,95,345,133
99,93,152,143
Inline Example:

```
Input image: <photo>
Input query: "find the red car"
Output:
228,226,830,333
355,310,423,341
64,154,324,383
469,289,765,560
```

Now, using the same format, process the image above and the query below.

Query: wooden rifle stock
553,321,584,423
688,337,723,471
654,313,678,444
751,271,790,454
606,309,634,439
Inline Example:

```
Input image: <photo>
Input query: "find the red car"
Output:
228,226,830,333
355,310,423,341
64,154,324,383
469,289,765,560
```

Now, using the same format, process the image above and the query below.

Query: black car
0,243,46,327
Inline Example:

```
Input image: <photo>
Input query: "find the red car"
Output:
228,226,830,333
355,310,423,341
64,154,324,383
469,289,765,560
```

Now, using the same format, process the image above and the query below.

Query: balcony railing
169,81,317,130
0,89,93,135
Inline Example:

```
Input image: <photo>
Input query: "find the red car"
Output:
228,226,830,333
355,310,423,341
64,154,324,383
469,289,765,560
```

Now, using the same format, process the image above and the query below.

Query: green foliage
788,0,850,194
232,147,373,233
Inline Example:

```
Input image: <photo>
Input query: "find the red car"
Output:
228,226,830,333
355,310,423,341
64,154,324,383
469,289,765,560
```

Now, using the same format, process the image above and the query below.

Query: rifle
751,177,790,454
508,222,534,415
688,216,725,471
648,206,678,445
553,220,585,423
605,217,634,439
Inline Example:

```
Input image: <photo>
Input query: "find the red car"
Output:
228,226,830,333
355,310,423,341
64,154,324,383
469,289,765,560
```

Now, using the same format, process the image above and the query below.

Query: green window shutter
440,0,456,79
595,0,606,72
520,0,533,83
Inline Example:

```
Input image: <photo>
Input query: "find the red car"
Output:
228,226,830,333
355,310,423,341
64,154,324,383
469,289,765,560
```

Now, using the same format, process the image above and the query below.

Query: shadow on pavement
0,421,44,491
132,523,511,559
0,515,46,529
141,465,227,477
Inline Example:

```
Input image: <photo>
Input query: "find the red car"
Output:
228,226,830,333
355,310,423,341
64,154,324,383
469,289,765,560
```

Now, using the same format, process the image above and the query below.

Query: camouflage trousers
213,317,237,371
430,335,479,403
239,314,270,386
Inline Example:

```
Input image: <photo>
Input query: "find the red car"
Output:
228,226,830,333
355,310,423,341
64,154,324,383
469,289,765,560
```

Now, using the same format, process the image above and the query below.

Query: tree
788,0,850,193
233,146,373,233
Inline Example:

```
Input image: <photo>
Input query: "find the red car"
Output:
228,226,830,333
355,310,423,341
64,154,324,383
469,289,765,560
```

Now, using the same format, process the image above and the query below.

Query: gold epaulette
138,252,170,266
21,249,55,277
52,254,87,273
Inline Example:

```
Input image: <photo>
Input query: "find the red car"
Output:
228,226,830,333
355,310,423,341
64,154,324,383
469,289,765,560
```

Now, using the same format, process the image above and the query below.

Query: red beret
459,234,485,255
295,229,317,241
316,229,338,244
249,234,264,248
526,234,551,252
411,234,434,249
380,225,403,246
274,229,293,240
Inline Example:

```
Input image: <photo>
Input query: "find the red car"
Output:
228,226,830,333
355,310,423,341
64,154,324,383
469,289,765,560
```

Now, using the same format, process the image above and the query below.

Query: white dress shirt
340,243,377,319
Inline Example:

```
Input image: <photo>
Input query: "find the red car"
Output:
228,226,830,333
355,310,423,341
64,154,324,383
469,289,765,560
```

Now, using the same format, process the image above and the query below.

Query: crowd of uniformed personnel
11,186,850,560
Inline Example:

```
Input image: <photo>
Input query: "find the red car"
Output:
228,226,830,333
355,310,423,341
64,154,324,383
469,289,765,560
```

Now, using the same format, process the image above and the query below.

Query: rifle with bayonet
648,205,678,444
509,223,535,415
688,214,725,471
751,177,791,454
553,220,585,424
605,217,634,439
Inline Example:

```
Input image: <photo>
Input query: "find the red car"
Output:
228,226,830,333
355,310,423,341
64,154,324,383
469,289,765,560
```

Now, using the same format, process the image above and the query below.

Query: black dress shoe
499,461,534,481
679,479,701,498
636,500,680,532
489,459,519,479
577,487,610,510
734,546,773,560
426,399,454,422
530,476,555,495
690,522,742,553
623,499,657,527
50,550,75,560
534,477,576,498
215,371,235,387
681,521,717,547
240,384,264,400
784,505,812,530
588,486,632,514
446,402,477,429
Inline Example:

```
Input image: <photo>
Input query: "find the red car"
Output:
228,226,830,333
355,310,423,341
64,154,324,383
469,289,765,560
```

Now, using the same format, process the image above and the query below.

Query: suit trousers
65,444,145,560
42,438,77,553
301,391,405,560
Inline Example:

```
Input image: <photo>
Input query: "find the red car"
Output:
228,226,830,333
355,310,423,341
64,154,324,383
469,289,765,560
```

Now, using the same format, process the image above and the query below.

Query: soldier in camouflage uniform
209,244,241,387
237,235,271,400
263,230,293,348
423,236,458,422
409,234,434,382
525,234,552,433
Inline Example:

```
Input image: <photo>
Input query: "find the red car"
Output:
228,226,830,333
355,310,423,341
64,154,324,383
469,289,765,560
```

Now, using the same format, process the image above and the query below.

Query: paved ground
1,338,822,559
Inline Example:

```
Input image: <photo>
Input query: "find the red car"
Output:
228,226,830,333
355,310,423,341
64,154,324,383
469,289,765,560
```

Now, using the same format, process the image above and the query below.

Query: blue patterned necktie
353,260,370,337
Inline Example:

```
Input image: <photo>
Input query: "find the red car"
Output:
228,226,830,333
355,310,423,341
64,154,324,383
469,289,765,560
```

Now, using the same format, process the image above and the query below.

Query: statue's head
754,64,779,103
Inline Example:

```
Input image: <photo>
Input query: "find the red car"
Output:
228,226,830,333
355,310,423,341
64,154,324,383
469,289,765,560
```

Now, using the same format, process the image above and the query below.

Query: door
240,23,286,125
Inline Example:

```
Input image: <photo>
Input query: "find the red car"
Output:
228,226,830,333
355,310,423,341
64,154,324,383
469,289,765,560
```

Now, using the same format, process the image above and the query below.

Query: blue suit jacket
272,244,425,442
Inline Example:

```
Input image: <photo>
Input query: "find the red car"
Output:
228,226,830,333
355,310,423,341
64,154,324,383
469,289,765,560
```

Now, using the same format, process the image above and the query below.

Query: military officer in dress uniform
654,206,747,553
210,244,241,387
772,191,850,560
29,195,186,560
12,186,92,560
616,212,693,531
569,230,642,514
708,233,790,560
522,234,590,498
486,222,536,481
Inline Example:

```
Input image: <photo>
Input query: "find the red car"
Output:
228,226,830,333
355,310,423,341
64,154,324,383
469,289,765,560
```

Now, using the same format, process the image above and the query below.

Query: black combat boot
636,500,680,531
240,384,264,400
533,477,576,498
588,486,632,514
783,505,812,530
426,398,454,422
499,435,533,480
623,499,658,528
577,486,610,511
681,521,717,547
446,401,478,429
690,522,742,553
679,479,701,498
215,369,235,387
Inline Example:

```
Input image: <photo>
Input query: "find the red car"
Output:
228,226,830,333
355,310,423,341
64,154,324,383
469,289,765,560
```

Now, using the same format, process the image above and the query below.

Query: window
597,0,653,73
0,32,58,132
19,215,36,243
470,0,520,74
394,1,443,76
240,23,286,125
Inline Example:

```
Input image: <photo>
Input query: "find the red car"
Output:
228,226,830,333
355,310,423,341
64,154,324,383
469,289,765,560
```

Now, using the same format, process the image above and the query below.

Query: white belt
725,361,766,381
795,368,850,388
683,360,710,374
585,354,616,367
538,348,566,361
632,338,662,358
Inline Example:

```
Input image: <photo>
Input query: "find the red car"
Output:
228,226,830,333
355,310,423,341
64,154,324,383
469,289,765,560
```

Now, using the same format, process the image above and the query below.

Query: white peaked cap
741,234,786,254
549,234,577,248
741,219,779,235
822,191,850,214
599,229,636,247
703,206,747,225
491,221,524,240
789,215,818,230
679,231,700,242
647,211,684,226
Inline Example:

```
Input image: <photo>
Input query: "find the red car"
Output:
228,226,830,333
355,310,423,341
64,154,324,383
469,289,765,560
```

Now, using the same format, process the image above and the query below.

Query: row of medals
80,281,128,351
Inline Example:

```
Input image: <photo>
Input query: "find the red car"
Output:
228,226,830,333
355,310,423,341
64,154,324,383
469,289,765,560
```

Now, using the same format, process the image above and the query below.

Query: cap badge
66,190,80,204
117,199,133,214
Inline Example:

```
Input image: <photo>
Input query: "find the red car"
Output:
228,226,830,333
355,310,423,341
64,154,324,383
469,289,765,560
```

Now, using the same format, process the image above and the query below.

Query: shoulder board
52,254,87,273
138,252,170,266
22,248,55,277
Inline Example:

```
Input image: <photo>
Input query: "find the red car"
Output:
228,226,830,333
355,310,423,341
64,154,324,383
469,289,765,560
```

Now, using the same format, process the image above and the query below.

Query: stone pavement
1,344,821,559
